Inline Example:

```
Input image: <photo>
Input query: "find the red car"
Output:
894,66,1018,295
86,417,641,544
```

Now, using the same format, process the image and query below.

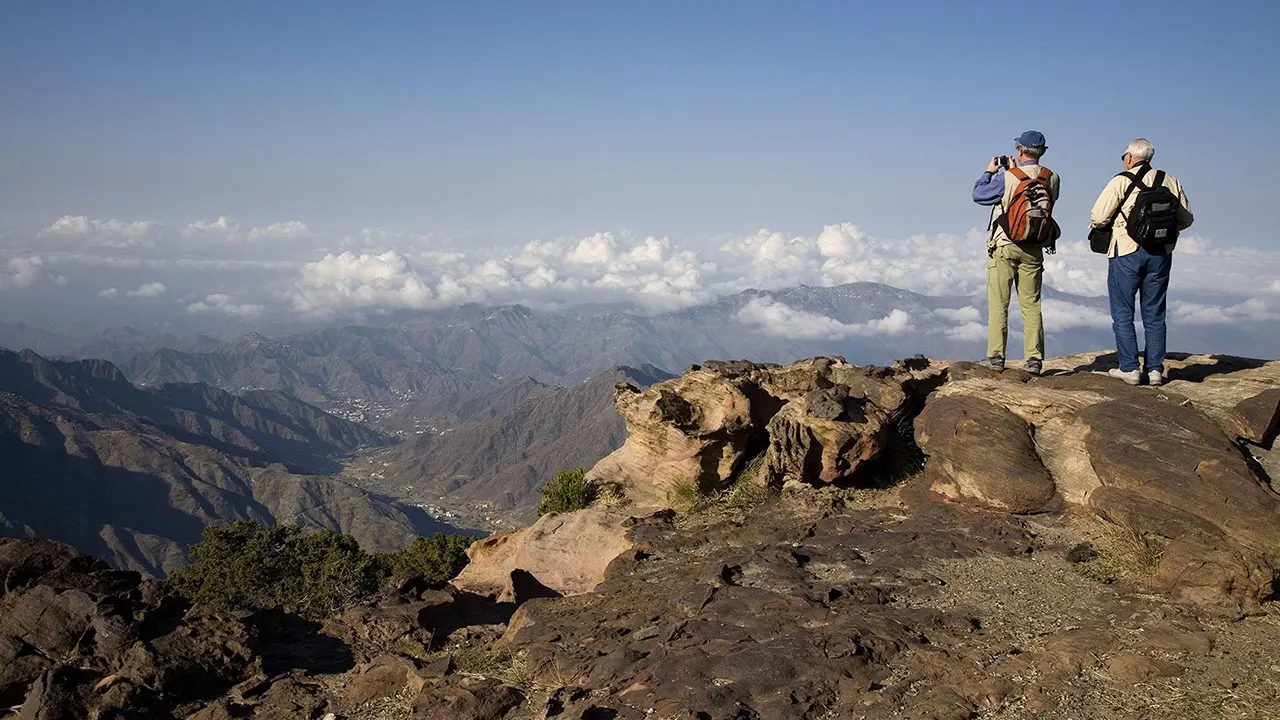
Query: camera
995,155,1011,170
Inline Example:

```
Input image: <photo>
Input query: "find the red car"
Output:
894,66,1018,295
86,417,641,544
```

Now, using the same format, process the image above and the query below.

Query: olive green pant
986,243,1044,360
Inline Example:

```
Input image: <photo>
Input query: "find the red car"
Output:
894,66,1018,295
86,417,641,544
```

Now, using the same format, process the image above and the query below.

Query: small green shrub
169,520,476,619
169,520,384,619
378,532,474,582
538,467,598,515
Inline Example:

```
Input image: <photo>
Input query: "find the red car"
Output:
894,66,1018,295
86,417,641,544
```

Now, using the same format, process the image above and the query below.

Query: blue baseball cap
1015,130,1047,148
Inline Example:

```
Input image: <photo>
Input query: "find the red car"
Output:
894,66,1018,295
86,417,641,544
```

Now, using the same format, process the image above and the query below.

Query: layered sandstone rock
589,356,946,508
918,352,1280,612
451,507,639,601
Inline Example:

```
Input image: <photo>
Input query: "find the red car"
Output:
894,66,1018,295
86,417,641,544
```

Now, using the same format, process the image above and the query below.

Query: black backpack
1120,167,1181,247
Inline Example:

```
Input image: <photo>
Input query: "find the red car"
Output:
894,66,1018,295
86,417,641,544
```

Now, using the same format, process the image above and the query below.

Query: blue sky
2,0,1278,245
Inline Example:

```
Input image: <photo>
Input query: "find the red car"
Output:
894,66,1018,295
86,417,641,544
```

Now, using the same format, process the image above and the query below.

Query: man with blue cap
972,130,1060,375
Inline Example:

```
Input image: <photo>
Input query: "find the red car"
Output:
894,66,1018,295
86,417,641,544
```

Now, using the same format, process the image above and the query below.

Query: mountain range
0,349,463,577
0,283,1123,427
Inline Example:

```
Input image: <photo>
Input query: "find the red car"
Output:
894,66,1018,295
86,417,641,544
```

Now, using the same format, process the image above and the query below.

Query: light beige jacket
989,164,1060,248
1089,166,1194,258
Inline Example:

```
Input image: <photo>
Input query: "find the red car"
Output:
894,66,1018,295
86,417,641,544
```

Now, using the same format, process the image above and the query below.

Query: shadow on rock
1063,351,1270,382
246,609,355,675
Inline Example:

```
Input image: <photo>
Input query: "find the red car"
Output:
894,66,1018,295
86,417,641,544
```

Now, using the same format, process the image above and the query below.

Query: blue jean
1108,246,1173,373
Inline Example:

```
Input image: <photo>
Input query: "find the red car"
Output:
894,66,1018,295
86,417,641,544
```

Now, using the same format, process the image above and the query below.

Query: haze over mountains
0,348,460,576
4,279,1279,574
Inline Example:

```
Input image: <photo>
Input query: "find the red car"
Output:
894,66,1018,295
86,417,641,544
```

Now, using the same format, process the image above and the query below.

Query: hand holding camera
988,155,1011,173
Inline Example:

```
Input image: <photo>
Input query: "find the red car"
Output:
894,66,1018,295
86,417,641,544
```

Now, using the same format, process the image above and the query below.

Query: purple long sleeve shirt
972,158,1040,206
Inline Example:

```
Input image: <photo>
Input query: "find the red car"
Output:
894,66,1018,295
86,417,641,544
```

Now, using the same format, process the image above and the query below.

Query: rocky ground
3,351,1278,719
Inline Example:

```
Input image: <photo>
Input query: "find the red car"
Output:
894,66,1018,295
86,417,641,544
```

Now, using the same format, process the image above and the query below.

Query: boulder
117,609,259,703
451,507,634,600
0,585,97,667
764,386,890,485
0,635,49,707
0,539,107,599
323,589,457,662
248,675,327,719
1080,394,1280,557
0,540,149,706
16,667,96,720
915,395,1057,513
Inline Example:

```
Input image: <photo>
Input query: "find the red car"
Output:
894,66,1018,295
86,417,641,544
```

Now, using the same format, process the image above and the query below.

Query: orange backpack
996,166,1058,250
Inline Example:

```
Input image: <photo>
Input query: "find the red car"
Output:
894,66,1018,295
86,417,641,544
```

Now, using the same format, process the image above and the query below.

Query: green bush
538,467,598,515
168,520,475,619
378,532,474,582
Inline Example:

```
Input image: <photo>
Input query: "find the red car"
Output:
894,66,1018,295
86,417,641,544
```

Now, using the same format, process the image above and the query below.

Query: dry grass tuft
666,479,706,515
452,646,529,687
724,455,772,510
1077,519,1163,586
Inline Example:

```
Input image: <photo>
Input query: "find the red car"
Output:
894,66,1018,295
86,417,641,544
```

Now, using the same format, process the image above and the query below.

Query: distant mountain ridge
59,284,980,415
0,349,461,577
0,348,392,474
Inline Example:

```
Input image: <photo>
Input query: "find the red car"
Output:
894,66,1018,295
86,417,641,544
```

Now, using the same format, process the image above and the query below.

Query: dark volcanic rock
119,609,259,702
499,491,1033,719
410,677,524,720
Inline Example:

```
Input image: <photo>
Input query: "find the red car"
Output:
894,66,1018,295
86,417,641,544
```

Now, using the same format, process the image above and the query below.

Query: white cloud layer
736,298,912,340
1171,298,1279,324
186,293,265,317
40,216,160,247
265,226,1280,320
8,216,1280,333
126,282,167,298
932,306,986,341
1041,299,1113,330
1,256,52,290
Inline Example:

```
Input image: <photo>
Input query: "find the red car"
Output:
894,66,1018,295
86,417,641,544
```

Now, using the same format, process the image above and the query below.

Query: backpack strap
1105,165,1149,226
1007,167,1030,182
1152,170,1166,189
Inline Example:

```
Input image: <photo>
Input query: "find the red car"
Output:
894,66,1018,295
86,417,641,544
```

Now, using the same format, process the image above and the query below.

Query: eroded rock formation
590,356,946,508
917,352,1280,612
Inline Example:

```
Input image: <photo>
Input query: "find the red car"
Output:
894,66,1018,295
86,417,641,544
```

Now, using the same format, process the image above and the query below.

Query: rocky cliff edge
4,350,1280,719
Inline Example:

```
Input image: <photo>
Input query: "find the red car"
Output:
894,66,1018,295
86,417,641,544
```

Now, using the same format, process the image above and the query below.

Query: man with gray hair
1089,138,1194,386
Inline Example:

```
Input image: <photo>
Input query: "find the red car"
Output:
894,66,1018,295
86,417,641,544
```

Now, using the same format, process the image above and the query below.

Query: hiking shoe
1148,370,1164,387
1108,368,1142,386
1024,358,1043,376
978,356,1005,372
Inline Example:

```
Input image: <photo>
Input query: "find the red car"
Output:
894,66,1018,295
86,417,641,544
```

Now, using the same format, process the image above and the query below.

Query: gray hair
1017,144,1045,161
1125,138,1155,162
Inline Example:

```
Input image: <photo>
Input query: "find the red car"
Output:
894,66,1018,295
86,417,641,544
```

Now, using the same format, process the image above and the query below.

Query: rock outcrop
463,352,1280,613
591,357,946,509
456,357,945,600
918,352,1280,612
